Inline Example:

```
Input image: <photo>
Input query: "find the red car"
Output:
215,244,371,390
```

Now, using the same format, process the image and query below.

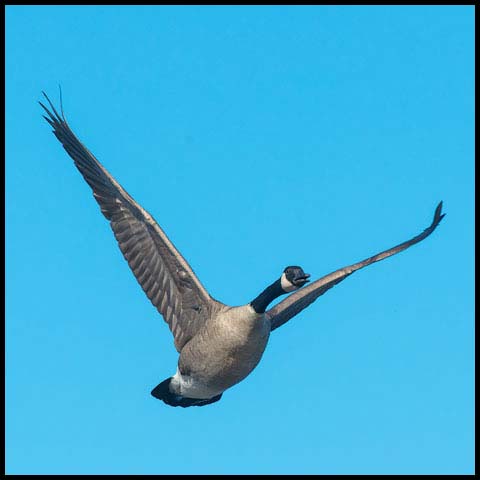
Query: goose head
250,265,310,314
280,265,311,292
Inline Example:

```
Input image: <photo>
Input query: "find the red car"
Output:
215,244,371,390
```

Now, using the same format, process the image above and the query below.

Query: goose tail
150,378,223,408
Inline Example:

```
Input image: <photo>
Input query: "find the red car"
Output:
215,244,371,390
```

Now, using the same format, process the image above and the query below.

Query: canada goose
40,92,445,408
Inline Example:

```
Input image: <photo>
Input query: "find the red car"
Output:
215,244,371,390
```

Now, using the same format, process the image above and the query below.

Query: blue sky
5,5,474,475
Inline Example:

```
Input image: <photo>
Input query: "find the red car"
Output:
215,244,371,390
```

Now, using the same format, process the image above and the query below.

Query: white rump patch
171,368,222,399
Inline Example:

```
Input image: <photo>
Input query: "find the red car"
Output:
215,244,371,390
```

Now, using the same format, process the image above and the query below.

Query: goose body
40,92,445,407
172,304,270,400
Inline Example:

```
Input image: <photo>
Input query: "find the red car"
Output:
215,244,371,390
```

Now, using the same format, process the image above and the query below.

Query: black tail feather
151,378,223,408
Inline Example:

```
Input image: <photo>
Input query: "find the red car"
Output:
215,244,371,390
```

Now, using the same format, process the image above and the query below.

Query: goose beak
294,273,310,286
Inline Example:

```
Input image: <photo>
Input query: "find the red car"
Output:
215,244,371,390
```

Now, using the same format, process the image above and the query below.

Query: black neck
250,278,286,314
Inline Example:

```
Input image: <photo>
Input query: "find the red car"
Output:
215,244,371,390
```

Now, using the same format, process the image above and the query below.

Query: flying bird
40,92,445,407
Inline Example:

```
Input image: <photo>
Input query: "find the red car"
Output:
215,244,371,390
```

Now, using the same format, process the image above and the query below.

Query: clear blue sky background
5,6,474,475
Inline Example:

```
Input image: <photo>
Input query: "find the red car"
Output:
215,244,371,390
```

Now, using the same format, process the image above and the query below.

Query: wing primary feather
42,115,55,127
58,84,65,120
41,92,63,123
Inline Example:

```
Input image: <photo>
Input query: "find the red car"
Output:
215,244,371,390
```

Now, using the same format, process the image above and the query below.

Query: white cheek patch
281,272,298,292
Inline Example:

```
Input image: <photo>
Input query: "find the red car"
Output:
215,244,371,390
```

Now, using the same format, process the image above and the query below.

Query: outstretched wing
40,92,222,351
267,202,445,331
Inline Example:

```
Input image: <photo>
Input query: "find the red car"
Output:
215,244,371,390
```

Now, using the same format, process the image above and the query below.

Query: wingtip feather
42,114,55,126
432,201,446,228
40,90,63,123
